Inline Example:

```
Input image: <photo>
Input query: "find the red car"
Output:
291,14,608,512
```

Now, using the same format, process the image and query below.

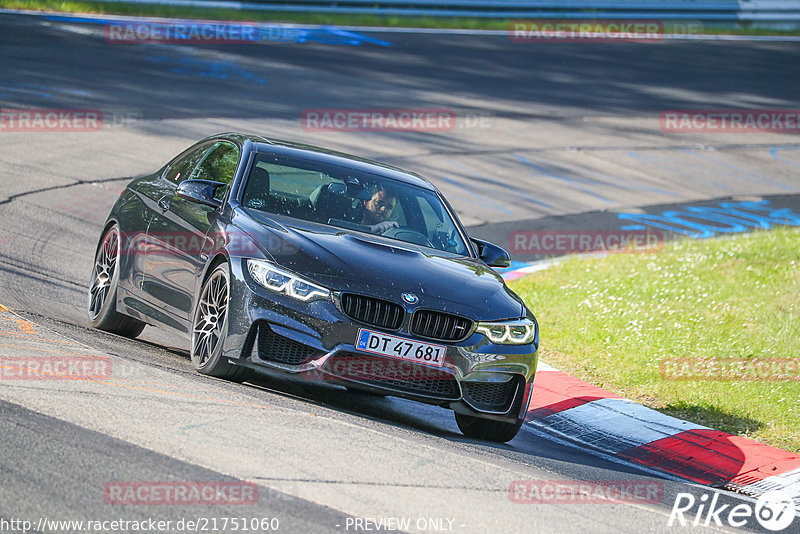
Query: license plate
355,329,446,367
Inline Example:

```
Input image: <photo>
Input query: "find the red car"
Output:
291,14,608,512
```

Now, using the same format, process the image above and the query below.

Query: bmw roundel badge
401,292,419,304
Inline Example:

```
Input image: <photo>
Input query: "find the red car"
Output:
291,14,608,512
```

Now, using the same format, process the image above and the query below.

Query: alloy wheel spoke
192,270,229,366
194,335,208,364
89,229,119,319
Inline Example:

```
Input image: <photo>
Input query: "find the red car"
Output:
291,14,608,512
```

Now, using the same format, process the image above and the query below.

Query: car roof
206,132,437,191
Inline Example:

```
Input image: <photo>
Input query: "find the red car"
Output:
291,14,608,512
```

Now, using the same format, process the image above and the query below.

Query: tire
88,224,146,338
190,262,251,382
454,412,524,443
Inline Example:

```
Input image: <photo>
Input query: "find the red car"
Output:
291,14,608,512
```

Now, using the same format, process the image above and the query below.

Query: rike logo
668,490,796,531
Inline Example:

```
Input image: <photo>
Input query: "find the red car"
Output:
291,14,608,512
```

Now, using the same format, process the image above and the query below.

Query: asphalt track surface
0,11,799,534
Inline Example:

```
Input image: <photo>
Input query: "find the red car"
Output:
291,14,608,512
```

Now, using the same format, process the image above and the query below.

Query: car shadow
243,369,463,436
238,368,673,480
111,329,768,485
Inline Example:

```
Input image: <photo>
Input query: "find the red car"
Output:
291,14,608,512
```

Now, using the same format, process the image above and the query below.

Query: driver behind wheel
358,184,399,234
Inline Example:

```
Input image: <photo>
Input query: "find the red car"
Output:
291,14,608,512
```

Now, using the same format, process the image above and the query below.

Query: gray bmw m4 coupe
88,133,539,442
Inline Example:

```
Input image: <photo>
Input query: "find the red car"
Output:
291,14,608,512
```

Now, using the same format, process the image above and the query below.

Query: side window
243,161,331,213
389,196,407,227
417,195,467,255
258,162,330,198
163,143,213,186
417,196,443,235
191,142,240,200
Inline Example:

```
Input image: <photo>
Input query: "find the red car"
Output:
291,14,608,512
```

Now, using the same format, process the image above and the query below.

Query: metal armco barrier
85,0,800,20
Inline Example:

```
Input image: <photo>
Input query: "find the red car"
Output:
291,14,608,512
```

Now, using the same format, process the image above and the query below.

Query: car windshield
241,153,471,256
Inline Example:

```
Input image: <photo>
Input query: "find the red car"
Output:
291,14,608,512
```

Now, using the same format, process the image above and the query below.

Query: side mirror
471,238,511,268
176,179,225,209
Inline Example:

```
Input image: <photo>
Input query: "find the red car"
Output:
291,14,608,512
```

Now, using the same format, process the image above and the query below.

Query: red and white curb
525,362,800,505
502,259,567,282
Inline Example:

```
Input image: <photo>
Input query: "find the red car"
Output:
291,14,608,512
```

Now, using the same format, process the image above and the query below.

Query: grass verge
510,227,800,452
2,0,800,34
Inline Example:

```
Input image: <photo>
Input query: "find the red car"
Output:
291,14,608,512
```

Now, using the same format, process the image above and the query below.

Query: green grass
4,0,800,34
510,227,800,452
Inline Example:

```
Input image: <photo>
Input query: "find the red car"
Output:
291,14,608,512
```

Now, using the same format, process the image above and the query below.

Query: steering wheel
380,226,433,247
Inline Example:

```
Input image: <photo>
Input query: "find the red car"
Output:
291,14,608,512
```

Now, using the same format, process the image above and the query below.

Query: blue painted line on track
616,199,800,239
494,260,530,274
445,159,552,210
513,153,611,203
771,147,800,169
42,13,391,46
437,176,514,215
575,165,679,197
0,85,53,99
146,54,265,84
626,151,732,191
684,149,793,191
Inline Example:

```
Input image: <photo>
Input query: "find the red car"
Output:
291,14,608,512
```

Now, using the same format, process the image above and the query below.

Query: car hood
233,210,524,321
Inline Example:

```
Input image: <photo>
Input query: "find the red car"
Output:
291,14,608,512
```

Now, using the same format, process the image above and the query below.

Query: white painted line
522,422,691,485
535,361,559,372
535,397,709,454
735,467,800,506
501,257,565,280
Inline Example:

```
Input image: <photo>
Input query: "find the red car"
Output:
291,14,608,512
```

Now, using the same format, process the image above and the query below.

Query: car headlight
476,318,536,345
246,259,330,302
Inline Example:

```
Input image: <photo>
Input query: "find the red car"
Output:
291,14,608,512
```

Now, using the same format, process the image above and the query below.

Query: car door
143,141,241,328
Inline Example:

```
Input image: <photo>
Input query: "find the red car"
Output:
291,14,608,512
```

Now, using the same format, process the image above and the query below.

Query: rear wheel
454,412,524,443
191,262,251,382
88,224,146,338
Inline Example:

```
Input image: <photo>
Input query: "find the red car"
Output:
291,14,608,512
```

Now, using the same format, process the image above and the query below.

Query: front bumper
222,259,539,423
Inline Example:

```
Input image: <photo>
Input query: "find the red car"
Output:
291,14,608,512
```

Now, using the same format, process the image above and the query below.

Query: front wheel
191,262,250,382
88,224,146,338
454,412,524,443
